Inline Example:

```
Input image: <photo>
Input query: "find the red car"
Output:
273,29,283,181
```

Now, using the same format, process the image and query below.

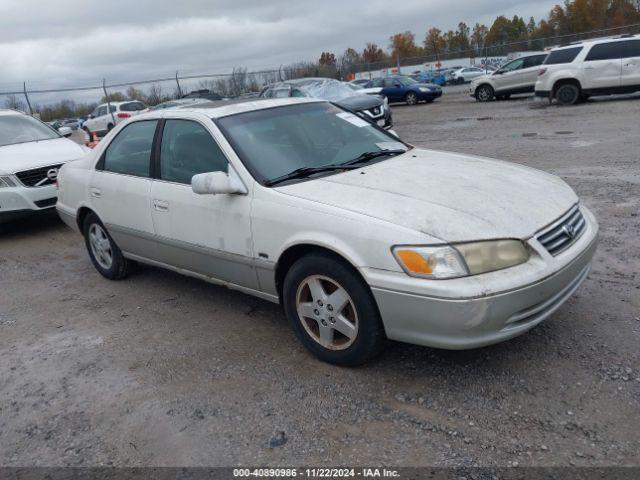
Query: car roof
551,34,639,50
142,97,323,119
0,109,26,117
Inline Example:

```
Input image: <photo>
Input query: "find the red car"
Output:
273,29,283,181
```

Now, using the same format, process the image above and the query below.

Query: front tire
475,85,494,102
283,253,386,366
405,91,418,106
83,212,131,280
554,83,580,105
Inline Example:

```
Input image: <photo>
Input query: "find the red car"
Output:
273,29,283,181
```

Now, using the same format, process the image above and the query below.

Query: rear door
582,41,624,90
621,39,640,88
89,120,158,255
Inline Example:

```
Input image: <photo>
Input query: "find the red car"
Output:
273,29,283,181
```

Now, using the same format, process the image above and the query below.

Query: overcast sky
0,0,558,104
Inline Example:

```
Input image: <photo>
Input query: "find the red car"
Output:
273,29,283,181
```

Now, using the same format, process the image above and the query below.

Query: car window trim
155,117,231,185
584,40,627,62
95,119,161,178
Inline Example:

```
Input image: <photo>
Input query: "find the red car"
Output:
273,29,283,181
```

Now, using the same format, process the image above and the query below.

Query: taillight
117,112,131,118
538,68,547,76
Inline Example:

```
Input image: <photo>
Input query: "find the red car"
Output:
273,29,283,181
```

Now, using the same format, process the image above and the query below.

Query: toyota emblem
46,168,59,181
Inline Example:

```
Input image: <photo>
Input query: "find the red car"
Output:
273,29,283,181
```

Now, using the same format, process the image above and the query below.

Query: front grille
537,205,586,256
34,197,57,208
15,164,63,187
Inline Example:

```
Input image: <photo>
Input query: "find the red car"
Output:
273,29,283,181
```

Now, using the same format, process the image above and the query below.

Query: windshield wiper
341,149,408,167
264,149,408,187
264,164,359,187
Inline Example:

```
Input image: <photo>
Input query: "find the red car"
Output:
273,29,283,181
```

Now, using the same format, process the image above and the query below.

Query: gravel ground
1,88,639,467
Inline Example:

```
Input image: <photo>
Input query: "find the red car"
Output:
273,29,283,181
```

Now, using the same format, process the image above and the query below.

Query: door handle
583,66,595,70
153,199,169,212
89,187,101,198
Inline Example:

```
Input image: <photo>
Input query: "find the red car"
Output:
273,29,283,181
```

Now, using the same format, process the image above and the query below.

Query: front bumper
0,184,58,223
366,206,598,350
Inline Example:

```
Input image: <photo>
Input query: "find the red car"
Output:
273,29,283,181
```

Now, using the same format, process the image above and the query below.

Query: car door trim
124,251,279,303
106,222,276,295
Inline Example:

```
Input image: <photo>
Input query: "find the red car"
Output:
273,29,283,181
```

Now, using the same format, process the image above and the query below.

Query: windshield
397,76,418,86
217,102,408,185
0,115,60,147
297,80,360,102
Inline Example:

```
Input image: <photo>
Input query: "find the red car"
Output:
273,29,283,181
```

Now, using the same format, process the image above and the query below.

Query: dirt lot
1,89,639,467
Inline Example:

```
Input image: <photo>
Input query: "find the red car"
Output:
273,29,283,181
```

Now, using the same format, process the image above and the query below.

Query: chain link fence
1,22,639,120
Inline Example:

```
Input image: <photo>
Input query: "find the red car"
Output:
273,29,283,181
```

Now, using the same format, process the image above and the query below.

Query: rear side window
544,47,583,65
523,54,547,68
625,39,640,57
585,41,628,61
103,120,157,177
159,120,228,184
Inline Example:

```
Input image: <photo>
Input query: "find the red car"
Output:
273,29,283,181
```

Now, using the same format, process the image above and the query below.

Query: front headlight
393,240,529,279
418,87,432,92
0,176,17,188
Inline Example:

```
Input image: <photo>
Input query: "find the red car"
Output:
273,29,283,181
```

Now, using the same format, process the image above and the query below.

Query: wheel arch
274,243,368,304
76,205,97,231
552,77,582,96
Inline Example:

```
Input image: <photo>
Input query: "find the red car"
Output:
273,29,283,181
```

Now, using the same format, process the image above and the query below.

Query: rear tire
554,83,580,105
283,252,386,366
475,85,494,102
83,212,131,280
405,91,418,106
107,123,114,132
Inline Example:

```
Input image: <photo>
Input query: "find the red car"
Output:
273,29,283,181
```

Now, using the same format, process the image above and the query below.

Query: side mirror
394,83,402,88
191,168,247,195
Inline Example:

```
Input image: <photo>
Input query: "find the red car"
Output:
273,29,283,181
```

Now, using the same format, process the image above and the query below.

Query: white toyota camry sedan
56,98,598,366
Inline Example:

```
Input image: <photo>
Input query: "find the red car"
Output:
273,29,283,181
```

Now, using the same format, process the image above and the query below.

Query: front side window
102,120,157,177
370,78,384,88
0,115,59,147
217,102,407,185
585,41,628,61
627,39,640,58
160,120,228,184
97,106,107,116
500,58,524,72
544,47,583,65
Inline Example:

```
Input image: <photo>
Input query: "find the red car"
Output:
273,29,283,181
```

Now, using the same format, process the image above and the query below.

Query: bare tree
4,94,26,112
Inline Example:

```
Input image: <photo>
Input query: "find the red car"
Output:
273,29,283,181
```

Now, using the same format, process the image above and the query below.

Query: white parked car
0,109,87,223
470,53,548,101
83,101,147,138
450,66,486,84
536,34,640,105
56,98,598,365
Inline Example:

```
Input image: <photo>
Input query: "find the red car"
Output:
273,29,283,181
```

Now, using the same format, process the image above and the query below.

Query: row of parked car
469,34,640,104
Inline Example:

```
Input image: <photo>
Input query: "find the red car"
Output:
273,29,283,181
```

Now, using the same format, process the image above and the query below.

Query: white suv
83,101,146,138
471,53,548,102
536,34,640,105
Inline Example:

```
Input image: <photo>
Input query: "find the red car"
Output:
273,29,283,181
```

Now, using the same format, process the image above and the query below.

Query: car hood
336,94,383,111
276,149,578,242
0,137,86,174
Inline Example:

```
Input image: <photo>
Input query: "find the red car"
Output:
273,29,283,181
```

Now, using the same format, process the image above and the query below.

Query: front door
89,120,158,256
582,41,624,90
621,39,640,88
149,118,257,289
492,58,525,93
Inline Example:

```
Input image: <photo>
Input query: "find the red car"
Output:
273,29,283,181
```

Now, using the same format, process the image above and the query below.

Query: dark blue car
365,75,442,105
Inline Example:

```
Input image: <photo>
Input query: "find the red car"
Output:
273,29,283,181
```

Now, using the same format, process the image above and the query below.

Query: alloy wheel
296,275,358,350
89,223,113,270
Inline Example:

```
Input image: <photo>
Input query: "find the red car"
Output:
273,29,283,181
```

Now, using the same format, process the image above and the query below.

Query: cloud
0,0,557,103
